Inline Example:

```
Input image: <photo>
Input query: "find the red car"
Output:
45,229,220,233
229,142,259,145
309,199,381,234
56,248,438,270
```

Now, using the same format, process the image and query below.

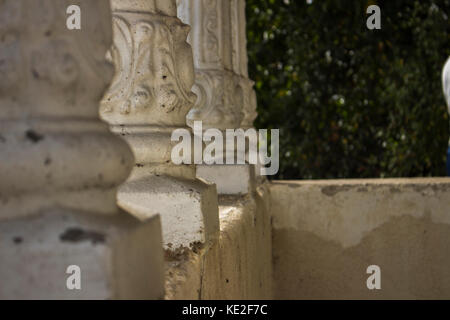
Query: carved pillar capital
177,0,257,130
101,2,196,127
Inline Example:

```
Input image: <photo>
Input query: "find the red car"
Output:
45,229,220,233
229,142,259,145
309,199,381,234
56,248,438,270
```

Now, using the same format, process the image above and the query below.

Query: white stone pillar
0,0,164,299
101,0,219,250
177,0,258,195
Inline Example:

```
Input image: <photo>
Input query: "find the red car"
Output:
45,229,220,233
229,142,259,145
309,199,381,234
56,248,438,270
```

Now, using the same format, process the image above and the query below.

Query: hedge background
246,0,450,179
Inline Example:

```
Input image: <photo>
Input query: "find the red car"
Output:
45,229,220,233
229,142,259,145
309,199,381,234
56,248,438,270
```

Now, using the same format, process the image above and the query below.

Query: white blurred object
444,57,450,110
443,57,450,147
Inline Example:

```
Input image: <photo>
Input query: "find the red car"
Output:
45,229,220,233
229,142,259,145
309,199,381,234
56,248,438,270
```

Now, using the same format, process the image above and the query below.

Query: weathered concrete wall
165,183,273,299
270,178,450,299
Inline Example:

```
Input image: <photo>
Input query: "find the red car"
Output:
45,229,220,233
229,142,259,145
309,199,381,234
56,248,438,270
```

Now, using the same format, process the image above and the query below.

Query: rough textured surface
197,164,253,195
0,0,133,219
270,178,450,299
0,209,164,299
165,183,273,299
119,174,219,249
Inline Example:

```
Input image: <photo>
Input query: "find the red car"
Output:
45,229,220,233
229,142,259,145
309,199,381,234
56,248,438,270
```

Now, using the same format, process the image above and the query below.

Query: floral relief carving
101,12,196,125
241,78,258,128
202,0,220,64
187,70,244,129
177,0,257,129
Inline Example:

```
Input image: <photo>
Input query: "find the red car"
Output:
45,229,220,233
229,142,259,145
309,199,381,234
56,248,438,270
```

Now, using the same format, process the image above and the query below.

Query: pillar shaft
0,0,164,299
0,0,133,218
101,0,219,250
177,0,258,194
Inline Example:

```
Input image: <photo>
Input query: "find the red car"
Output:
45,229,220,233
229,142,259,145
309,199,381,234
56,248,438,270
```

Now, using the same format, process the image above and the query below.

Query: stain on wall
271,179,450,299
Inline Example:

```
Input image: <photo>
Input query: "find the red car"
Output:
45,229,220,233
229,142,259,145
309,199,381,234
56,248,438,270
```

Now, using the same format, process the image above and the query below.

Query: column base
118,174,219,251
197,164,255,195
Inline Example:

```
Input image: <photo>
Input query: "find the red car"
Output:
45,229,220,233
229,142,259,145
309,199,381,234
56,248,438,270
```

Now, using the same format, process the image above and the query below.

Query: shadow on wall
274,215,450,299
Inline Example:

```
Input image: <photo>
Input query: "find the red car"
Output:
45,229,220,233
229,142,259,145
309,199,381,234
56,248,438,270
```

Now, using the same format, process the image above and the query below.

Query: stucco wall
270,178,450,299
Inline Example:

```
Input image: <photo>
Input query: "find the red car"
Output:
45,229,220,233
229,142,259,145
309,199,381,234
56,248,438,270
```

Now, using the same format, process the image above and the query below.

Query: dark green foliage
246,0,450,179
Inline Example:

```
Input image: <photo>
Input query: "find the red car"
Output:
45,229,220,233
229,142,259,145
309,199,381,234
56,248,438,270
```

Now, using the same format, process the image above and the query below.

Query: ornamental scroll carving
177,0,257,130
